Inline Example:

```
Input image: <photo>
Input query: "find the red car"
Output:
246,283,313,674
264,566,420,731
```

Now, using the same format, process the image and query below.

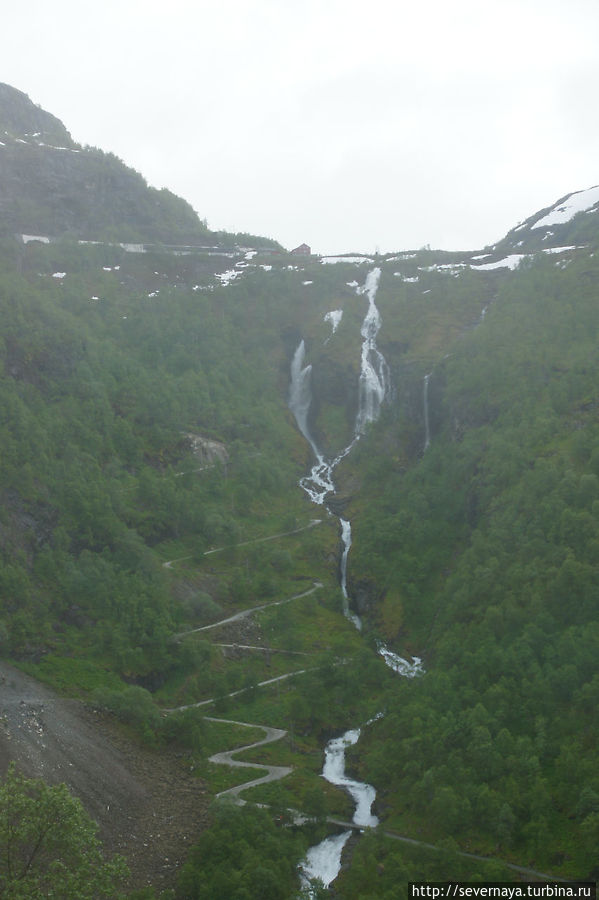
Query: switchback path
204,716,291,800
172,582,322,639
164,666,316,713
162,518,322,568
214,643,309,656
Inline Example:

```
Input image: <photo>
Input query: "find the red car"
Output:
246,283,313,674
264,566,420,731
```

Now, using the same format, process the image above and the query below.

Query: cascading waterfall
322,728,379,828
339,518,362,630
355,269,389,434
300,832,352,893
289,340,318,455
289,340,340,506
289,267,387,621
290,269,422,889
299,726,378,896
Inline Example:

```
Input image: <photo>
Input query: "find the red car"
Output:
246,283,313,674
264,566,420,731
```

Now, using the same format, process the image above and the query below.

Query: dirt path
204,716,291,800
163,518,322,568
325,817,566,882
165,666,315,713
0,660,565,889
214,642,308,656
173,581,322,638
0,661,210,892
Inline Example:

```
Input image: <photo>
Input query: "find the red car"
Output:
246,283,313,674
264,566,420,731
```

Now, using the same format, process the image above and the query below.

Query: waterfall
339,518,362,630
288,268,389,614
324,309,343,343
300,831,351,893
299,725,378,892
355,269,389,434
377,642,424,678
289,340,316,454
423,372,432,452
322,728,379,828
289,270,423,663
292,269,421,891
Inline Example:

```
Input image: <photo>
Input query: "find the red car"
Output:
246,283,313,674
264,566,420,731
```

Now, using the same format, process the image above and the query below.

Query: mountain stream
290,268,421,890
300,726,378,893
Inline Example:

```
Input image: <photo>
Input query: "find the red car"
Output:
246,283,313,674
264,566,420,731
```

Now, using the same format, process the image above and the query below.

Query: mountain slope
0,83,598,892
494,183,599,254
0,83,281,248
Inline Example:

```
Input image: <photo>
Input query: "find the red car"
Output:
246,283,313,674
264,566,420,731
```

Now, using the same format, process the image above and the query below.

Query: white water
289,340,348,507
289,340,318,456
291,269,420,888
300,831,351,892
289,267,386,508
339,518,362,630
299,727,378,893
323,728,379,828
355,269,389,434
377,643,424,678
324,309,343,343
288,270,387,626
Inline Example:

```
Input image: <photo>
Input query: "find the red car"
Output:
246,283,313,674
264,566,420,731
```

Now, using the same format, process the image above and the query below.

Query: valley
0,82,598,898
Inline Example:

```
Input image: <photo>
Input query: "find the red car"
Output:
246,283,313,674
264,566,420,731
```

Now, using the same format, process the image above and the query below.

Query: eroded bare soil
0,660,211,892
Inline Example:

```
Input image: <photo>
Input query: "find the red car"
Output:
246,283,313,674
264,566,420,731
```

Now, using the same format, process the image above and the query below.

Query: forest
0,196,598,897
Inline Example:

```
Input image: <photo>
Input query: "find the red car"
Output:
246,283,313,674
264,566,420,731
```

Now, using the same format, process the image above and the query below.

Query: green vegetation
345,251,599,879
0,236,305,683
334,829,516,900
0,763,128,899
1,188,599,896
175,803,310,900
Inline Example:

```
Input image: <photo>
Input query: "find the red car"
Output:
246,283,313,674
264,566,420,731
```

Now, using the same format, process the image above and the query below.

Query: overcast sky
3,0,599,253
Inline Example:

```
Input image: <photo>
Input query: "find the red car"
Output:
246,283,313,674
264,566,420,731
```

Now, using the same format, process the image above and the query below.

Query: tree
0,763,128,899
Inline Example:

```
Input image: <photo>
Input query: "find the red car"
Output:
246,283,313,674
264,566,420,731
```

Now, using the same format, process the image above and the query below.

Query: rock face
0,82,210,244
184,433,229,467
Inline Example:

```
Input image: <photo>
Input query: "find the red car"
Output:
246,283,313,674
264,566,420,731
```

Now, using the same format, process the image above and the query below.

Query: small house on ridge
290,243,311,256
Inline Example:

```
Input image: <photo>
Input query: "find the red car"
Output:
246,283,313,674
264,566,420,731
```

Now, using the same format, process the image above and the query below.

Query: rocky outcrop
183,433,228,466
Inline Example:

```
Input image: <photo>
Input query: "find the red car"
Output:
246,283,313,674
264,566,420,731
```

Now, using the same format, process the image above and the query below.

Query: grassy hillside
1,216,598,895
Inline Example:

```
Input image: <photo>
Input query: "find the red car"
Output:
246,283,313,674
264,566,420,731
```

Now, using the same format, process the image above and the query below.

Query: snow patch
22,234,50,244
541,245,581,254
532,185,599,229
215,269,243,286
321,256,373,265
471,254,527,271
